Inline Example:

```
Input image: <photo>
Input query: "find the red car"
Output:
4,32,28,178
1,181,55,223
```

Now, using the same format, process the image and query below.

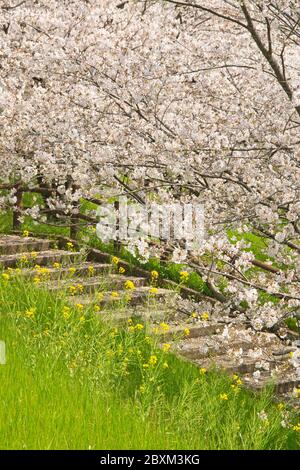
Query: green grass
0,275,299,449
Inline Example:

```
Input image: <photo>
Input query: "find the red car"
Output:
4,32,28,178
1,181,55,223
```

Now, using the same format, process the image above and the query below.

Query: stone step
69,286,176,308
0,235,53,255
0,250,81,268
46,275,147,295
19,262,112,280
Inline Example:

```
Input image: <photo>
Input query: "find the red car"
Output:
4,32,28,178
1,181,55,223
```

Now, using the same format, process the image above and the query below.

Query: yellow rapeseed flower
162,343,171,353
94,305,100,312
110,291,119,298
88,265,94,275
30,251,38,260
184,327,190,337
151,270,159,281
25,307,36,319
293,423,300,432
2,273,10,281
159,322,169,332
163,362,169,369
69,267,76,274
135,323,144,330
119,266,125,274
79,315,85,323
199,368,207,375
75,303,84,310
67,242,74,250
149,287,158,295
23,230,29,237
63,306,71,319
97,292,104,301
220,393,228,401
53,262,61,269
33,276,41,284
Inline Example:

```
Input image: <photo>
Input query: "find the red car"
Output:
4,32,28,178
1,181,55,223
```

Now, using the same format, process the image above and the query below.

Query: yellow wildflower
184,327,190,337
53,262,61,269
110,291,119,298
119,266,125,274
30,251,38,260
163,362,169,369
220,393,228,401
277,403,285,411
69,267,76,275
149,355,158,366
179,271,189,282
135,323,144,330
139,384,146,394
124,293,132,303
149,287,158,295
63,306,71,319
201,312,210,321
191,312,198,319
124,280,135,290
94,305,100,312
293,423,300,432
23,230,29,237
292,388,300,398
112,256,120,265
75,303,84,310
199,368,207,375
128,318,133,325
39,267,50,278
25,307,36,319
88,265,94,275
20,255,28,263
162,343,171,353
66,242,74,250
151,270,159,281
97,292,104,301
79,315,85,323
2,273,10,281
159,322,169,332
33,276,41,284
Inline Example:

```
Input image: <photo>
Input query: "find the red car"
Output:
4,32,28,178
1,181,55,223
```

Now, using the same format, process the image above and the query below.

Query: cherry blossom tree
0,0,300,330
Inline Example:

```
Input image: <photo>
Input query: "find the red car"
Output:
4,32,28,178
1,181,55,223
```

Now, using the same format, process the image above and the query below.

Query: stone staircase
1,234,300,405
